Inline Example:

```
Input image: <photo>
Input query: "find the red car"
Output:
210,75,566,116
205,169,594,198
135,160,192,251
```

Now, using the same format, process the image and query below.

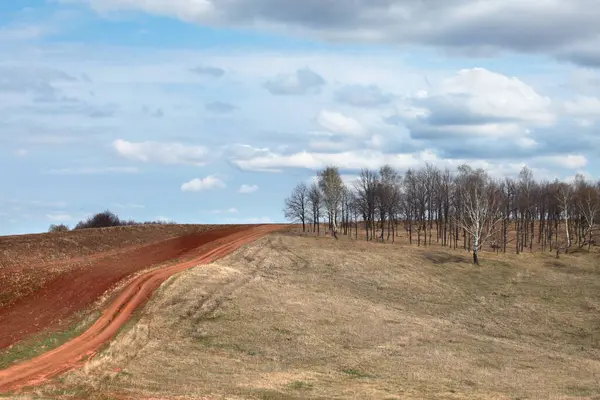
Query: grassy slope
27,232,600,399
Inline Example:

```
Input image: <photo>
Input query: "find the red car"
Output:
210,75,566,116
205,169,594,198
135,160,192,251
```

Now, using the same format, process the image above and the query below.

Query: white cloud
15,148,28,157
231,147,439,172
211,207,238,214
564,96,600,124
316,110,365,137
181,175,226,192
388,68,556,147
238,184,258,194
535,154,588,169
113,139,210,166
46,213,73,222
438,68,555,126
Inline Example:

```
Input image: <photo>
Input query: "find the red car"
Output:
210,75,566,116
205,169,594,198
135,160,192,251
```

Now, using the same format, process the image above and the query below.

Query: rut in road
0,225,286,393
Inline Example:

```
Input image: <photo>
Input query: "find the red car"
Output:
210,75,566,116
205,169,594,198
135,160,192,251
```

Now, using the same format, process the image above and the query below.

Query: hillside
32,230,600,400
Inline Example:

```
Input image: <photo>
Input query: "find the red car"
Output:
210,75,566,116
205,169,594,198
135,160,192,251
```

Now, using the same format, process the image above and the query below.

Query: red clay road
0,224,286,393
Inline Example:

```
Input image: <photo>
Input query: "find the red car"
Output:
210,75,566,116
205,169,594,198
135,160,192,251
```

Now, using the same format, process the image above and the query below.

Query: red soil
0,225,251,349
0,224,230,309
0,224,287,392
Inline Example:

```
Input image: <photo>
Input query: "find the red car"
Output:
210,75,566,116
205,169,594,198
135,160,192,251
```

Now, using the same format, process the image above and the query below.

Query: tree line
283,164,600,264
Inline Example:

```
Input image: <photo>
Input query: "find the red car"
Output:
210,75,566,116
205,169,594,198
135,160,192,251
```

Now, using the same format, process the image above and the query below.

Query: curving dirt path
0,224,286,393
0,225,251,349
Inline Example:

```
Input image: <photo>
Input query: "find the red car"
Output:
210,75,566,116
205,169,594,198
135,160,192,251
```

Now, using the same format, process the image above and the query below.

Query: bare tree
354,168,379,241
376,165,400,241
454,166,503,265
318,166,344,239
288,160,597,259
283,182,309,232
307,182,323,234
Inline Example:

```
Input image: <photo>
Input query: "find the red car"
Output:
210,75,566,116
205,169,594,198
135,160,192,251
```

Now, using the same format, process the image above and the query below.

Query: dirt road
0,224,285,393
0,225,250,349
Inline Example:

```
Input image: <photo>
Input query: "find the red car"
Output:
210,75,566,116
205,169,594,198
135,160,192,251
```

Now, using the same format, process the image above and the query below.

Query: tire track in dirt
0,224,287,393
0,226,250,349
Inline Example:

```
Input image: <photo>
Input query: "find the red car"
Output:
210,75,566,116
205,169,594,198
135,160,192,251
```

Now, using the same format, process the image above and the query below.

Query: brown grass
29,231,600,399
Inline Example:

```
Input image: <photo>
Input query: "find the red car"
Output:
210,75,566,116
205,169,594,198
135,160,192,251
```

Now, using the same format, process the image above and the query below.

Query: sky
1,0,600,235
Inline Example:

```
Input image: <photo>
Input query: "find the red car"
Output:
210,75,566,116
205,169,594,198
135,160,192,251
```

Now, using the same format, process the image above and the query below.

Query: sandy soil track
0,224,286,393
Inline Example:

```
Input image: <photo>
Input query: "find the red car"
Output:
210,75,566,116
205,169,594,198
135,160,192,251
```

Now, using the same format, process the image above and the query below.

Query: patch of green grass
95,307,145,356
289,380,314,391
38,385,118,400
342,368,372,378
565,384,595,397
0,311,100,370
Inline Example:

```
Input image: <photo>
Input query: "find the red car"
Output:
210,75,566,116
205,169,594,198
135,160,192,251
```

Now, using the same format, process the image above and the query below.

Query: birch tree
318,166,344,239
556,181,573,254
454,166,503,265
575,178,600,251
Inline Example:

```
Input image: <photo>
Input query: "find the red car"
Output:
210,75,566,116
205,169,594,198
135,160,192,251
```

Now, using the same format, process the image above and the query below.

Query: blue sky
1,0,599,235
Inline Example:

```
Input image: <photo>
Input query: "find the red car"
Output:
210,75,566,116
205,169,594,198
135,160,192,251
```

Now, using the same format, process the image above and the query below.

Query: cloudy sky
1,0,599,234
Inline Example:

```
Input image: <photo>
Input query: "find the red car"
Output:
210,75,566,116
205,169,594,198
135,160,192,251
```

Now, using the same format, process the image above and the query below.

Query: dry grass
31,231,600,399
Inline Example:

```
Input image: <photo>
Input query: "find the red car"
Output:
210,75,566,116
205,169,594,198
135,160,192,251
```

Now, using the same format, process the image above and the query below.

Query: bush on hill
72,210,174,230
48,224,70,233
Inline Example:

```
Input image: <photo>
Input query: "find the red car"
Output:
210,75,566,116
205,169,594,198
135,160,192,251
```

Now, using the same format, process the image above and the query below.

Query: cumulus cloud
113,139,210,166
264,67,325,95
316,110,364,137
190,65,225,78
78,0,600,67
334,84,393,107
238,184,258,194
389,68,554,143
205,101,237,113
181,175,226,192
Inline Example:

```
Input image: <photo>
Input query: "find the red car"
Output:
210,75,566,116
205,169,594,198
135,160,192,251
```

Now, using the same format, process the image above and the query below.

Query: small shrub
48,224,70,233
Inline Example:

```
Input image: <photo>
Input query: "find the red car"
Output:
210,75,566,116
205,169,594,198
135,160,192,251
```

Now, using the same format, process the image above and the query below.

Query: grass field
25,229,600,400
